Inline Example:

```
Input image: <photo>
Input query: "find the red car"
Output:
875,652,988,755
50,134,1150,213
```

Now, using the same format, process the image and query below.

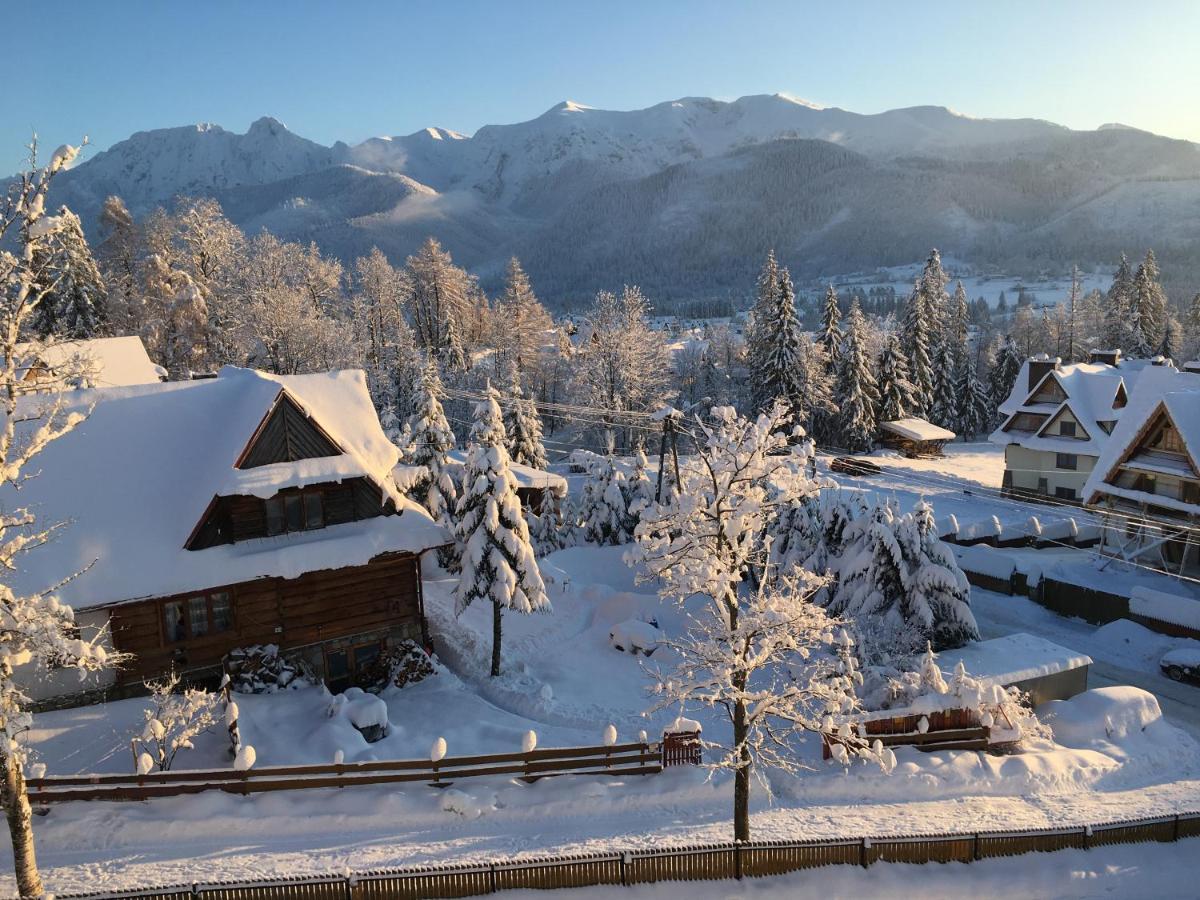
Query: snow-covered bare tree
0,139,129,899
574,285,671,450
132,670,219,772
164,273,214,379
405,237,474,367
96,195,142,337
493,257,553,381
628,404,888,840
454,386,549,676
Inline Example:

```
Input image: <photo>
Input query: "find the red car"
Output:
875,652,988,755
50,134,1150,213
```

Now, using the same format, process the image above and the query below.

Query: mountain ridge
38,94,1200,304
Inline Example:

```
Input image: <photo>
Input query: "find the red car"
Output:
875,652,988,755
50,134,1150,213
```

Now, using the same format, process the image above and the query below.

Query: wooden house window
265,489,326,536
1058,421,1076,437
1182,482,1200,505
1055,453,1078,471
163,591,234,643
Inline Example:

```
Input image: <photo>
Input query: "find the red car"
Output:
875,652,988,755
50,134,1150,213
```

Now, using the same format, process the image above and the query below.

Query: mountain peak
542,100,593,117
248,116,290,137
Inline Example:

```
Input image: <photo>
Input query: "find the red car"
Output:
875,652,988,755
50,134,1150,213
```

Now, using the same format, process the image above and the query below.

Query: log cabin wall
107,552,424,684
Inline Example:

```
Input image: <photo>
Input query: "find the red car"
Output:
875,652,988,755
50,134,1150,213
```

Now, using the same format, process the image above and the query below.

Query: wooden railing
30,812,1200,900
26,740,664,804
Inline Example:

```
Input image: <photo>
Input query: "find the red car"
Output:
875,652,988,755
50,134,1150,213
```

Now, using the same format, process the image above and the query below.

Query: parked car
830,456,883,477
1160,648,1200,684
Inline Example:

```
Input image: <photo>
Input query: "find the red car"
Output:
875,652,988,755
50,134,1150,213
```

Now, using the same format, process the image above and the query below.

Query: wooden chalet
15,335,166,393
6,367,449,706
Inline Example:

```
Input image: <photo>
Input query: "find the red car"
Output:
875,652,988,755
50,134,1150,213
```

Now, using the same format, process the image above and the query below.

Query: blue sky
4,0,1198,172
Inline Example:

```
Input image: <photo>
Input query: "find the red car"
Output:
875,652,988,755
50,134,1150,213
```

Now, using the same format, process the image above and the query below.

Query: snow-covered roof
18,336,166,388
880,417,955,442
445,449,568,493
937,633,1092,686
1083,367,1200,512
2,367,448,610
990,358,1161,455
1131,587,1200,631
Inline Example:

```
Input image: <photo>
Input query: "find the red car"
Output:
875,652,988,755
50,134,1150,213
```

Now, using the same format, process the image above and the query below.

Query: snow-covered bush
328,687,391,743
354,640,437,692
133,670,220,771
223,644,313,694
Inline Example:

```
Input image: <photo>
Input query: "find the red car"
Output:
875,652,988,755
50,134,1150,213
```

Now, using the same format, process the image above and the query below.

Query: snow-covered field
12,543,1200,896
867,441,1006,489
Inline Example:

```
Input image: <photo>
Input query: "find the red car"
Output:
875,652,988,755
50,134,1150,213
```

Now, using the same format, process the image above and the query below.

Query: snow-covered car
1159,649,1200,684
609,619,661,656
830,456,882,477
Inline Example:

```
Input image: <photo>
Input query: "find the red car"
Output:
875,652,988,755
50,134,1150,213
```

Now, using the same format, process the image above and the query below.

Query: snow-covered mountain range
43,94,1200,304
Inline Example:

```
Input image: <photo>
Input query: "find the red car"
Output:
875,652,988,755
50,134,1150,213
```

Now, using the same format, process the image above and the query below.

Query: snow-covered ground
13,544,1200,896
867,441,1006,489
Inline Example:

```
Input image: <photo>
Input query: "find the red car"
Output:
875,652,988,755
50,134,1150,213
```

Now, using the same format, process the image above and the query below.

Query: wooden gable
1103,403,1200,487
1027,375,1067,406
236,391,342,469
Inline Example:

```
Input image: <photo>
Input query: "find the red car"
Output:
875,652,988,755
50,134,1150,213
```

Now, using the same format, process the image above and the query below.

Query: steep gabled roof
2,367,447,609
1084,367,1200,511
991,361,1134,455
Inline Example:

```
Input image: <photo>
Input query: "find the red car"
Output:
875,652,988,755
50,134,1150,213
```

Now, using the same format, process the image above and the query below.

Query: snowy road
971,588,1200,736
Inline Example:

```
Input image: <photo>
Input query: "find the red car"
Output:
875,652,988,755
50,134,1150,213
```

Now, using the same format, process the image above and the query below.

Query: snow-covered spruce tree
744,250,779,412
817,284,843,376
900,282,933,416
822,499,979,660
526,485,572,555
833,300,879,452
0,140,129,900
628,404,888,841
1103,253,1134,350
624,445,657,534
949,280,969,363
917,248,951,343
578,457,631,546
876,332,917,424
751,266,804,421
502,379,548,469
1130,250,1167,356
1184,293,1200,360
954,354,991,440
405,357,458,529
793,334,835,437
454,386,549,677
30,206,108,339
986,334,1022,424
928,338,958,431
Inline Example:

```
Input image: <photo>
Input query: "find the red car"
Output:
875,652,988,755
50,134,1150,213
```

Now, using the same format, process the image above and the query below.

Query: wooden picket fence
33,812,1200,900
25,739,666,804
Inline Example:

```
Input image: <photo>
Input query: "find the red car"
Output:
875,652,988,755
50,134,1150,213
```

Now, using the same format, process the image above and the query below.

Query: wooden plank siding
107,553,422,683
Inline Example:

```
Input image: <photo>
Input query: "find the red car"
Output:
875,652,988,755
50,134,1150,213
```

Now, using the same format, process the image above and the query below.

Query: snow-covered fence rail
24,740,664,804
33,812,1200,900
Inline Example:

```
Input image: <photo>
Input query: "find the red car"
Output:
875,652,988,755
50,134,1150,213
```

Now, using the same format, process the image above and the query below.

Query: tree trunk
490,601,502,677
1,757,43,899
733,696,751,842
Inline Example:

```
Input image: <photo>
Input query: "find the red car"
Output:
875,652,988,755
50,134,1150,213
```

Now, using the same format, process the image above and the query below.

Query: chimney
1027,355,1061,392
1088,348,1122,367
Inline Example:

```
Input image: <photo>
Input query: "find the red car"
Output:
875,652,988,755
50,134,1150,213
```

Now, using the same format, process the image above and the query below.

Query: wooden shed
879,417,956,457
